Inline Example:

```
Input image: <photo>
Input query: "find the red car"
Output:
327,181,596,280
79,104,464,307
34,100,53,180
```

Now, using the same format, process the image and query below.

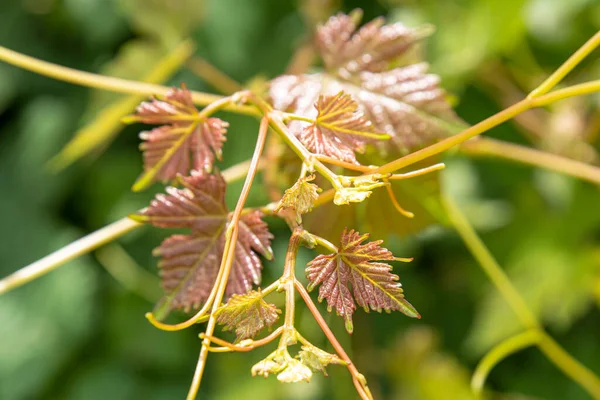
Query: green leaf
275,174,321,222
298,343,346,376
215,289,281,341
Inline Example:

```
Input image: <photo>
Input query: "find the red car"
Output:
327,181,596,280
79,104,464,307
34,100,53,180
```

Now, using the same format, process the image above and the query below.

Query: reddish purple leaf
306,228,419,333
299,91,382,163
126,85,228,191
132,171,273,319
316,11,432,76
270,12,462,155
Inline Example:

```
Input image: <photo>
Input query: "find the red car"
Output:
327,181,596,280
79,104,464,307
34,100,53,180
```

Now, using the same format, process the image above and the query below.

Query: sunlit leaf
125,85,228,191
215,289,281,341
131,171,273,319
299,91,385,163
275,174,321,222
306,228,419,333
270,12,462,156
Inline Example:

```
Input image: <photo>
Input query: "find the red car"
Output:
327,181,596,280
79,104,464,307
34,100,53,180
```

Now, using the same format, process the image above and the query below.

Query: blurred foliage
0,0,599,400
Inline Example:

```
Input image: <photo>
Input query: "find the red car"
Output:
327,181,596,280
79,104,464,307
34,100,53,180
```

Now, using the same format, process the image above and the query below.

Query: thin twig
294,279,373,400
187,116,270,400
529,30,600,98
376,79,600,175
460,137,600,186
200,327,284,353
186,56,243,95
0,159,261,296
0,45,258,116
0,217,141,295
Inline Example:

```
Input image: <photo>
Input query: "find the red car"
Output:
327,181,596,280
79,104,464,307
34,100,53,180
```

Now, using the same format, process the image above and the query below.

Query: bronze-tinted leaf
125,85,228,191
299,92,385,163
131,171,273,319
306,228,419,333
316,11,433,76
215,289,281,341
270,12,463,155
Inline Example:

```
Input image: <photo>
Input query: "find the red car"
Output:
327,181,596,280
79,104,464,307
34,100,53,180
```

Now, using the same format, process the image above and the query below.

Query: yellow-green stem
0,217,141,295
443,195,600,398
186,56,243,95
376,79,600,175
471,329,541,398
294,279,373,400
0,45,258,116
278,229,303,349
537,331,600,399
529,30,600,98
460,137,600,186
187,117,269,400
0,159,259,296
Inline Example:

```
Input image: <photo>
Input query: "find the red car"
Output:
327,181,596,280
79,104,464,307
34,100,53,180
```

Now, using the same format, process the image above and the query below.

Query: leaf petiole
200,326,284,353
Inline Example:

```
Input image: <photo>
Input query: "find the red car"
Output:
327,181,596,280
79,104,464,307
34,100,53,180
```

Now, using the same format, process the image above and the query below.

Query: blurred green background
1,0,600,399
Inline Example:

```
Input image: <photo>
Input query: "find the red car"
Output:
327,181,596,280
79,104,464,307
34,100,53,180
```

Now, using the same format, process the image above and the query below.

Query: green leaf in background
0,197,97,400
118,0,204,47
389,0,528,89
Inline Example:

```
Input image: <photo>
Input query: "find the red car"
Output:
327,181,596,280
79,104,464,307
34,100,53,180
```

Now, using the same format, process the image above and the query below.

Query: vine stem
0,217,140,295
443,195,600,398
528,30,600,98
375,28,600,175
0,45,258,116
186,56,243,95
460,137,600,186
275,228,303,350
294,279,372,400
186,117,269,400
471,329,541,397
375,79,600,176
201,326,284,353
0,159,261,296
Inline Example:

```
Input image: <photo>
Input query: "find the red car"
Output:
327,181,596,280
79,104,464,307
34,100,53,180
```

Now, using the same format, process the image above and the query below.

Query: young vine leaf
306,228,420,333
131,171,273,319
252,348,313,383
298,343,346,376
215,289,281,341
270,11,462,155
124,85,228,191
300,91,386,163
275,174,321,222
